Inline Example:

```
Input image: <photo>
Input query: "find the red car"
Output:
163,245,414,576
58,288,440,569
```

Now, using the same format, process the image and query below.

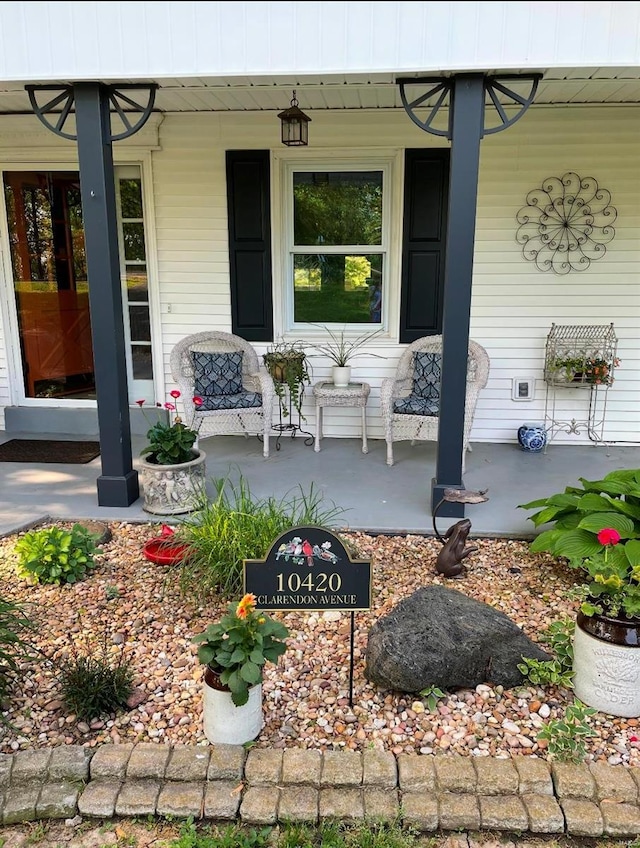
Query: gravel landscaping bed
1,520,639,766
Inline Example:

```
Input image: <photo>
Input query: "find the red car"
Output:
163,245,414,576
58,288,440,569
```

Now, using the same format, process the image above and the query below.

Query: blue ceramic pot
517,423,547,452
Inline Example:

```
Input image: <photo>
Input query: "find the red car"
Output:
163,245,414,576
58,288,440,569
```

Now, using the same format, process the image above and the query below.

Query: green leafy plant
176,473,345,598
138,391,204,465
577,527,640,619
518,617,575,688
537,699,596,762
418,684,446,712
58,630,135,720
307,324,384,367
519,468,640,566
0,595,34,707
15,524,97,585
192,593,288,706
263,339,311,419
518,657,573,688
548,354,620,386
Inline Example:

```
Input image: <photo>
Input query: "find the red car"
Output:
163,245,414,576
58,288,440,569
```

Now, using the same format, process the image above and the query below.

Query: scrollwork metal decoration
516,172,617,275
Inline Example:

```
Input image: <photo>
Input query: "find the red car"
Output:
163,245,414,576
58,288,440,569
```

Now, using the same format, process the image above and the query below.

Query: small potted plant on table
308,325,384,387
192,593,289,744
138,391,206,515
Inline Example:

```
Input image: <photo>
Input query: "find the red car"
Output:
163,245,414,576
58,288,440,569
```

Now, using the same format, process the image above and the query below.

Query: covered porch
0,430,637,539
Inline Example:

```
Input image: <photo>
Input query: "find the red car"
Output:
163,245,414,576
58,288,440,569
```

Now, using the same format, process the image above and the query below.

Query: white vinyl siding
0,105,638,444
143,106,639,445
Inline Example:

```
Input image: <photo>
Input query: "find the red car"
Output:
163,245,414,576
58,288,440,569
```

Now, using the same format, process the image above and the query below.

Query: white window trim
275,153,402,343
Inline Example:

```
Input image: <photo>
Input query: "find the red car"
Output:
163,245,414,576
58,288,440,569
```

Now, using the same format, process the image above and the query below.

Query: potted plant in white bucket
308,325,384,387
138,391,206,516
520,469,640,717
571,527,640,717
192,593,289,745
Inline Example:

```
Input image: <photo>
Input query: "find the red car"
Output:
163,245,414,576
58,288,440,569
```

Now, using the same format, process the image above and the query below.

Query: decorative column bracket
26,83,157,141
397,74,541,139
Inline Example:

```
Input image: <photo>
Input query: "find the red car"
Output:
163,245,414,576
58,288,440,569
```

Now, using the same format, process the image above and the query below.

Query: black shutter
399,149,450,344
226,150,273,341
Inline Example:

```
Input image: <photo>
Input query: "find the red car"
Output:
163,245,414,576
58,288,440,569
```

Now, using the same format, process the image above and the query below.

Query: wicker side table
312,381,371,454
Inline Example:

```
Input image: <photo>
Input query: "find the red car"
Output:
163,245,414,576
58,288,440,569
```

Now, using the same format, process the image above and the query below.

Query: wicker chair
380,335,490,469
170,331,275,458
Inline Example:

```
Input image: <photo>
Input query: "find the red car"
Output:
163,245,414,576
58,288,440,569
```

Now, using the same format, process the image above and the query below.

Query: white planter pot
140,450,206,515
203,667,263,745
573,611,640,717
332,365,351,387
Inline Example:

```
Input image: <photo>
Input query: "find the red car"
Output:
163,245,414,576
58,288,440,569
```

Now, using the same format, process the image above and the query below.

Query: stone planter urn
203,666,263,745
573,610,640,717
140,450,206,515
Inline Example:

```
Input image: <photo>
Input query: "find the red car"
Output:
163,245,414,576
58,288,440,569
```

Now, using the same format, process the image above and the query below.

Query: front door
3,168,154,403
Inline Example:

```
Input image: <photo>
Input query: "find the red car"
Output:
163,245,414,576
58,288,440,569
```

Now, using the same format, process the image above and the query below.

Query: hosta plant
15,524,97,585
519,468,640,568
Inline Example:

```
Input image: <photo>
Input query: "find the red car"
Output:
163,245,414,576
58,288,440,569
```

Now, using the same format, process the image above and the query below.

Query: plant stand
272,384,314,451
543,323,618,448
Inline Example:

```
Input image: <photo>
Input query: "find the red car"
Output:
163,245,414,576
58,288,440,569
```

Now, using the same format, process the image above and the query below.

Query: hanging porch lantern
278,90,311,146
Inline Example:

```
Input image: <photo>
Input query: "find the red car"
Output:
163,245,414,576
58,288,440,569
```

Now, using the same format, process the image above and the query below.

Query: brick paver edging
2,744,640,837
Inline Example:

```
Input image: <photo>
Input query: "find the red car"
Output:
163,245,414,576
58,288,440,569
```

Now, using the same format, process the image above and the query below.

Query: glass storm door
3,168,154,402
4,171,94,399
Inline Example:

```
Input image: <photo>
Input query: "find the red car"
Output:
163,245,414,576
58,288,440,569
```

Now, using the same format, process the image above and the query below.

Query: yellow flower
258,617,266,624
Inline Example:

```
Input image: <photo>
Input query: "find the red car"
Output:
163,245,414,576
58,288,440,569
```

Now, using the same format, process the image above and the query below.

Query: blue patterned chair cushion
197,391,263,411
413,351,441,402
191,351,243,396
393,396,440,416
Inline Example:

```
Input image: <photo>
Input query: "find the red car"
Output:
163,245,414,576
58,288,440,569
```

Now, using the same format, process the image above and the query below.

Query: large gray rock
365,586,550,693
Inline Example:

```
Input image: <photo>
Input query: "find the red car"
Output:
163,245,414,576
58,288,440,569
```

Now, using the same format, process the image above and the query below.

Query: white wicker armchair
380,335,490,469
170,331,275,458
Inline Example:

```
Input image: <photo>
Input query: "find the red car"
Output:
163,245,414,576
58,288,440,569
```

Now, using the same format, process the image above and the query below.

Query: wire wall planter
516,173,617,275
543,323,618,446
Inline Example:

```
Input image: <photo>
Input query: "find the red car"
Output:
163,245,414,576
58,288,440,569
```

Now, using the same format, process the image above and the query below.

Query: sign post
244,525,371,706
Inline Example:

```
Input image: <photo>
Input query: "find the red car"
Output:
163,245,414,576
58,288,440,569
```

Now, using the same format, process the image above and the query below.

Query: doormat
0,439,100,464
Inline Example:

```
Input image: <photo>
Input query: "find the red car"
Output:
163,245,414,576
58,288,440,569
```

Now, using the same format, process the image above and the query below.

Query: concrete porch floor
0,431,638,538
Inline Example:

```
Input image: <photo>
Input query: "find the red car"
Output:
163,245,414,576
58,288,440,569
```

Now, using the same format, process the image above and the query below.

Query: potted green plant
307,325,384,386
263,340,311,418
192,593,289,744
519,468,640,717
547,355,620,385
138,391,206,515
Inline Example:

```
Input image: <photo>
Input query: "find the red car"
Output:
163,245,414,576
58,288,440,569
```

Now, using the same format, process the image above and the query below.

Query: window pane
129,305,151,341
293,254,383,324
293,171,382,246
125,266,148,301
132,344,153,379
123,222,146,261
119,178,143,218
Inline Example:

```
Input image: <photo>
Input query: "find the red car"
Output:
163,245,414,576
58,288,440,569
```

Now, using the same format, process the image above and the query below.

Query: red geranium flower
597,528,621,546
164,402,176,411
193,396,204,407
170,390,181,399
136,399,145,407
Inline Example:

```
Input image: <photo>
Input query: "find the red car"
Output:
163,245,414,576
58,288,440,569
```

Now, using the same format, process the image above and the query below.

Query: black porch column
431,75,484,517
74,82,139,506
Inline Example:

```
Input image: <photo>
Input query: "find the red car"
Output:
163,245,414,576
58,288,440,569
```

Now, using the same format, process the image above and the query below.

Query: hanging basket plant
263,341,311,419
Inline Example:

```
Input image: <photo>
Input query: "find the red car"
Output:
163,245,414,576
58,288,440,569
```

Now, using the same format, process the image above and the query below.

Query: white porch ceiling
1,68,640,114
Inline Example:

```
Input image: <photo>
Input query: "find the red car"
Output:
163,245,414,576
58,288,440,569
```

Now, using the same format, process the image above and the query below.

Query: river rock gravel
1,520,639,766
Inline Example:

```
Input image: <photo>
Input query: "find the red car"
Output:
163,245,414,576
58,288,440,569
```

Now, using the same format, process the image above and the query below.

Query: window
286,166,388,327
116,169,154,398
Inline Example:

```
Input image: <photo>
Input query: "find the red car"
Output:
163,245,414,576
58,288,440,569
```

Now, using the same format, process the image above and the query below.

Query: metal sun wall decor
516,172,617,275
